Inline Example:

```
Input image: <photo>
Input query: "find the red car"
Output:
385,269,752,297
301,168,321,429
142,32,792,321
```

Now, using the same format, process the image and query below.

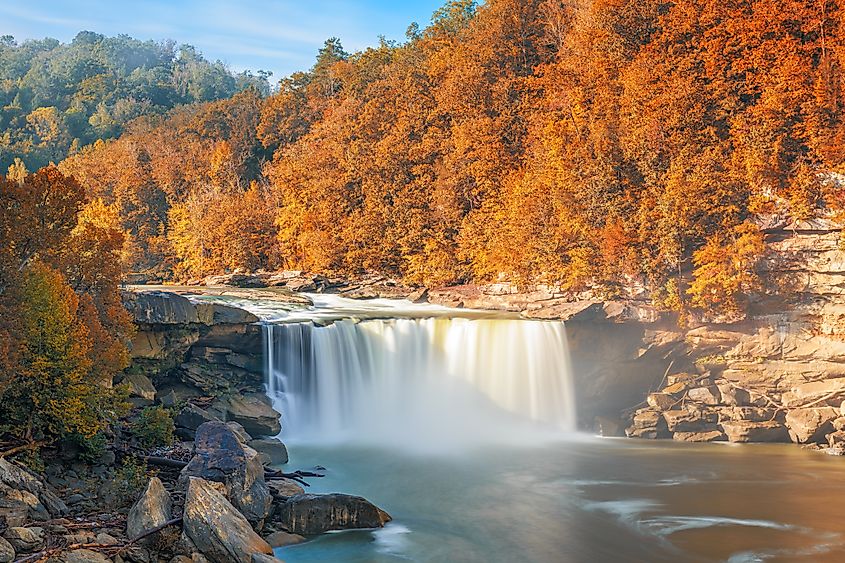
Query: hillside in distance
0,31,270,171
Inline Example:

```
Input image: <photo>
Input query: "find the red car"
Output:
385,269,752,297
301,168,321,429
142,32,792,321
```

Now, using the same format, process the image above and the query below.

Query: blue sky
0,0,445,80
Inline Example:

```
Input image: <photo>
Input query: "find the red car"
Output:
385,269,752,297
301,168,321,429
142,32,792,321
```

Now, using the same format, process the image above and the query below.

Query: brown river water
275,438,845,563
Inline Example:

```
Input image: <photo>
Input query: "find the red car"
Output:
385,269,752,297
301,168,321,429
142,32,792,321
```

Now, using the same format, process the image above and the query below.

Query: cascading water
263,315,576,450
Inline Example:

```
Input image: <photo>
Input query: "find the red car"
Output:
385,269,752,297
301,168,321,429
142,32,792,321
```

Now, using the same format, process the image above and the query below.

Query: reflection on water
277,438,845,563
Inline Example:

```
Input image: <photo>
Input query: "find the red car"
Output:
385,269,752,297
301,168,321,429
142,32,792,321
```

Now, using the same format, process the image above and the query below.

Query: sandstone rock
721,420,789,442
157,382,203,407
673,430,725,442
720,406,782,422
267,479,304,500
0,458,67,517
0,487,49,525
625,408,670,439
95,533,119,546
3,527,44,552
264,530,305,548
227,422,253,443
195,303,260,325
687,385,722,405
180,422,271,527
785,407,840,443
276,493,392,535
833,416,845,431
666,373,699,387
716,382,751,406
123,372,157,405
662,381,692,395
183,478,273,563
126,291,199,324
406,287,428,303
248,439,288,466
0,537,14,563
175,405,220,434
828,430,845,447
62,549,111,562
781,378,845,408
646,393,675,410
127,477,172,540
224,394,281,437
662,407,716,432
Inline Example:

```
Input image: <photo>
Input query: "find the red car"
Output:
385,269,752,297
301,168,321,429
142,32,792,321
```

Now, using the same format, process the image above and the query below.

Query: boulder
0,537,14,563
781,378,845,408
672,430,726,442
662,407,716,432
785,407,840,443
0,487,49,525
264,530,305,548
827,430,845,447
61,549,111,563
716,382,751,406
195,303,260,325
175,405,220,439
686,386,722,406
183,478,273,563
127,477,172,540
646,393,675,410
123,372,157,405
226,422,253,444
224,394,282,437
180,422,271,527
126,291,199,325
157,382,203,407
276,493,391,535
248,439,288,466
267,479,305,500
3,527,44,553
720,420,789,443
625,408,670,439
0,459,66,517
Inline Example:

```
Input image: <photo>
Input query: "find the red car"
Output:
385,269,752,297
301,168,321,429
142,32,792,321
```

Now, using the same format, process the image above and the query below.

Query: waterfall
263,317,576,449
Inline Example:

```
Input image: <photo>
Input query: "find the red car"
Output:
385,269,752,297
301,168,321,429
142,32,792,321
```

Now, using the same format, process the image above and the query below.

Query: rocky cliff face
125,217,845,450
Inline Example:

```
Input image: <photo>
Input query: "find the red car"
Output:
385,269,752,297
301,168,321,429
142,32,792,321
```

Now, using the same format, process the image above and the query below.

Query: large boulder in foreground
127,477,172,540
224,394,282,437
276,493,391,535
183,478,273,563
180,422,271,527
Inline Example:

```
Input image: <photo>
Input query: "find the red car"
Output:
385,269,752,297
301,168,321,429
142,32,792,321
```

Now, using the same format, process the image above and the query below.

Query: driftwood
0,441,46,459
14,516,183,563
140,453,325,487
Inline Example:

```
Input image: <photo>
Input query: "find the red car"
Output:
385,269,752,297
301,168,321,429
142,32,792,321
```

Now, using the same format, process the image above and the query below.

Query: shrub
132,406,175,448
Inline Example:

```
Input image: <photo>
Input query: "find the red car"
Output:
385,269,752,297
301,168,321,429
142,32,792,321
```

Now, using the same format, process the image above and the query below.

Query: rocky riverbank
0,291,391,563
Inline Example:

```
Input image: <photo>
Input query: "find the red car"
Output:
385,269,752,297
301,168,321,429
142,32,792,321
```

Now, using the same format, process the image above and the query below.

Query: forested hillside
0,31,270,171
47,0,845,316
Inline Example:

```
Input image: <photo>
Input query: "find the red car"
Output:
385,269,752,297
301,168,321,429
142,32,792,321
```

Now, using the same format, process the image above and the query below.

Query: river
188,291,845,562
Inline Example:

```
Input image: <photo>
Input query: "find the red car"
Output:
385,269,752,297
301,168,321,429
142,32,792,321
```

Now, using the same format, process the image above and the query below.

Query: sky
0,0,446,80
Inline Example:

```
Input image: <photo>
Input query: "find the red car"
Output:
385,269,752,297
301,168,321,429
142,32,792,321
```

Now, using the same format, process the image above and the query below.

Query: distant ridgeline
8,0,845,318
0,31,271,171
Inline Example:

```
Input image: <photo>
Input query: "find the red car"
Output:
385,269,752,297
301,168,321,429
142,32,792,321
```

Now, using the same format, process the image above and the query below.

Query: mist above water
263,315,575,454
